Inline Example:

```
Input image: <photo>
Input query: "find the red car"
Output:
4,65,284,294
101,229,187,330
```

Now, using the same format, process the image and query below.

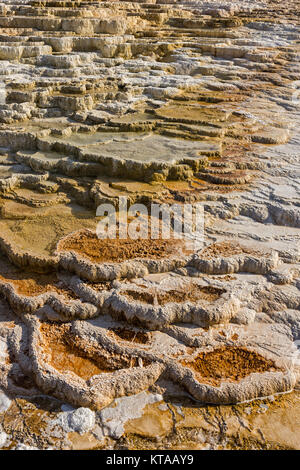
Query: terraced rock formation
0,0,299,450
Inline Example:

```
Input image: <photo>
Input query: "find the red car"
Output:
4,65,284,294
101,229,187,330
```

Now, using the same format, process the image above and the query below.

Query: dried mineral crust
0,0,299,450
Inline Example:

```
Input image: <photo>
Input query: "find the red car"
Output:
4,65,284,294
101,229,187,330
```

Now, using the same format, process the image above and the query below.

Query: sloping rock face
0,0,299,450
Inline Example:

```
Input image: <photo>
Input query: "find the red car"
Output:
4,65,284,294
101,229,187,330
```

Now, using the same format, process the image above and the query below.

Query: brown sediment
170,182,251,202
199,241,261,259
198,169,252,185
222,141,255,159
40,323,110,379
181,347,278,386
40,322,147,380
210,275,237,281
0,272,76,299
57,229,191,263
12,372,36,390
155,102,229,123
172,89,244,105
0,274,77,299
0,257,77,300
122,285,225,305
2,397,60,449
122,290,155,305
0,256,77,298
109,328,150,345
85,281,113,292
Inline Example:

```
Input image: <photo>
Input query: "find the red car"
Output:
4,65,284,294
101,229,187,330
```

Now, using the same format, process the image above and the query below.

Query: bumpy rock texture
0,0,299,450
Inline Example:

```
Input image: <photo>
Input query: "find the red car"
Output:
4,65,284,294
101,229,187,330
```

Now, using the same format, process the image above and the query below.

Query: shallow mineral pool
49,132,220,162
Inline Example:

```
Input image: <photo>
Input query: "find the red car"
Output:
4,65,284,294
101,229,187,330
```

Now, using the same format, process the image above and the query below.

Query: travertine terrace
0,0,299,450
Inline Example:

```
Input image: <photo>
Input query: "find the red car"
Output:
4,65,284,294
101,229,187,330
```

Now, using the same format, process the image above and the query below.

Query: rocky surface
0,0,299,450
